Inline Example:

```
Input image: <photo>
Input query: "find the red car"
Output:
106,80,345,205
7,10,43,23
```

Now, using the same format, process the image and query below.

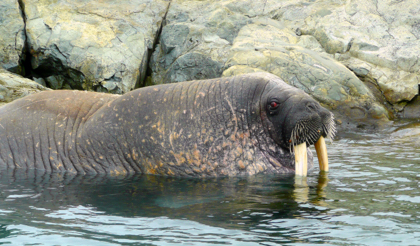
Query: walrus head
260,75,336,176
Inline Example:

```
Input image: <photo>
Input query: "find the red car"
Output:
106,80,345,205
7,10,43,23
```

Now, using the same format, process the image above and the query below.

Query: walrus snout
289,103,335,147
292,108,335,176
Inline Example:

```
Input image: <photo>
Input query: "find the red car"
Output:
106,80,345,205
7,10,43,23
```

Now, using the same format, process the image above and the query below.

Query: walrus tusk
314,136,329,172
294,142,307,176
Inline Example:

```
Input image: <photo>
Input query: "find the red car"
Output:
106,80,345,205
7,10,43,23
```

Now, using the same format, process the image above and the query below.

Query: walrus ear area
267,98,280,115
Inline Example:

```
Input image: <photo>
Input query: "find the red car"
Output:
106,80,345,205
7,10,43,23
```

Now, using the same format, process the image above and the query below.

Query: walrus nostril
306,102,318,112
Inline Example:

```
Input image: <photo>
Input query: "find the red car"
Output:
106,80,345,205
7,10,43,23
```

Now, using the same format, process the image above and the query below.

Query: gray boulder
399,96,420,119
0,69,50,107
0,0,26,74
391,122,420,147
22,0,170,93
223,23,389,122
150,0,420,123
149,0,251,85
293,0,420,115
1,0,418,124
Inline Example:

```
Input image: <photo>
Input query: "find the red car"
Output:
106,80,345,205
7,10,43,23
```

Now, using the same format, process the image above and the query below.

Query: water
1,122,420,245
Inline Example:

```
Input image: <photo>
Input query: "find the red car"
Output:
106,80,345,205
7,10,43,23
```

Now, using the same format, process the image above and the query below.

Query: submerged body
0,73,334,177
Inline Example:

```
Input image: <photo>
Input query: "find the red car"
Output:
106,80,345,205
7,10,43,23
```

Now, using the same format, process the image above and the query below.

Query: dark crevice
141,0,172,88
17,0,33,79
16,0,84,91
21,44,33,79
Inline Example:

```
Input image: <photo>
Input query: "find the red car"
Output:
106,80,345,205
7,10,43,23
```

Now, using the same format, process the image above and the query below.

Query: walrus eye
268,100,280,115
270,102,278,108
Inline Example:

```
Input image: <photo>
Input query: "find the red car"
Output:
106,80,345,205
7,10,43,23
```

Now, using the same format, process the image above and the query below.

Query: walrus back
0,90,118,173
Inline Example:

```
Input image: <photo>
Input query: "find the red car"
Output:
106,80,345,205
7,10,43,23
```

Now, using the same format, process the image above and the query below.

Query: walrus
0,72,335,177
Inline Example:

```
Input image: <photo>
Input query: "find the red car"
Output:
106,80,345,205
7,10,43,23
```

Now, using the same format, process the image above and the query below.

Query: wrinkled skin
0,73,334,177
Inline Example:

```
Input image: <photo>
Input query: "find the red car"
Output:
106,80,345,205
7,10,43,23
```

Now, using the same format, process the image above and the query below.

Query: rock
164,52,223,83
33,77,47,87
390,122,420,147
0,69,50,106
223,22,389,122
343,57,419,106
1,0,418,123
149,0,254,85
399,96,420,119
22,0,170,93
0,0,26,74
292,0,420,115
150,0,397,123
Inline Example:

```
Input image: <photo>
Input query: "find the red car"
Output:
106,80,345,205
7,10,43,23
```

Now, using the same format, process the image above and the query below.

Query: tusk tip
294,142,307,176
315,136,329,172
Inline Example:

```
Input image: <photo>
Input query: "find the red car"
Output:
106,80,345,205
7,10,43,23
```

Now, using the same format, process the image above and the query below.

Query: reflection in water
314,172,329,207
1,122,420,245
0,168,333,245
293,176,309,203
293,173,329,206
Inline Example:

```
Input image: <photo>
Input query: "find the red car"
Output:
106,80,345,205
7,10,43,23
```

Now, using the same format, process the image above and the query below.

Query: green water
1,123,420,245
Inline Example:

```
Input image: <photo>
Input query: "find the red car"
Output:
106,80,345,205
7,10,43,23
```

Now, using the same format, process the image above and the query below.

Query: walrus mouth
291,114,336,176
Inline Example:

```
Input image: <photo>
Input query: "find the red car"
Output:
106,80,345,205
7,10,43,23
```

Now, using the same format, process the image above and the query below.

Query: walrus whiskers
291,110,335,176
325,114,336,141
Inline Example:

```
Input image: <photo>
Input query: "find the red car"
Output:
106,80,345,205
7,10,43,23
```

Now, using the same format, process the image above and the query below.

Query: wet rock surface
390,121,420,147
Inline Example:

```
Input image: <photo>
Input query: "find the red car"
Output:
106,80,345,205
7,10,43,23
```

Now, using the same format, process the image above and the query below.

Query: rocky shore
1,0,419,128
